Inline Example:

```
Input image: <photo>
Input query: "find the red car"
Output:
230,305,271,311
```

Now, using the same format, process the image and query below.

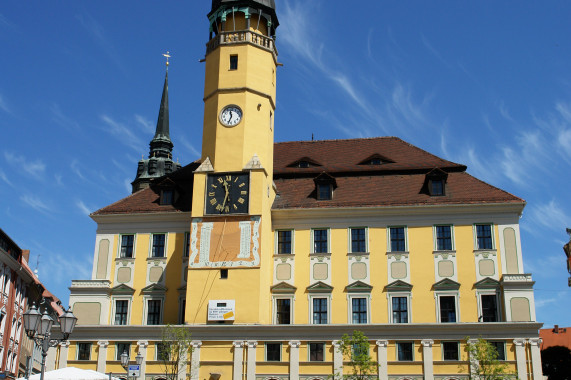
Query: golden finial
162,51,171,68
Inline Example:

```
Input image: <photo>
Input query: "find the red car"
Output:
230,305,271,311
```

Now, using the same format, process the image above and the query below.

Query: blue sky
1,1,570,327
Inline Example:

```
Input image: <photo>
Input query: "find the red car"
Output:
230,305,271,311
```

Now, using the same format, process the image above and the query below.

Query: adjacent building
64,1,543,379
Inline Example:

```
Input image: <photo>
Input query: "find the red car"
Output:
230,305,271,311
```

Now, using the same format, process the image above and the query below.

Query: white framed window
143,296,164,325
309,296,330,324
489,341,506,360
477,291,501,322
77,342,92,360
155,342,170,361
388,226,407,252
311,228,330,253
272,296,293,324
118,234,136,258
116,342,130,361
348,295,370,324
309,342,325,362
442,341,460,361
434,225,454,251
396,342,414,361
111,298,131,326
474,224,494,250
436,293,459,323
149,233,167,258
388,293,411,323
265,343,281,361
348,227,368,253
275,229,294,255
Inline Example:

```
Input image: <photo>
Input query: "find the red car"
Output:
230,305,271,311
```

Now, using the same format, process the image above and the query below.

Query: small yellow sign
223,311,234,319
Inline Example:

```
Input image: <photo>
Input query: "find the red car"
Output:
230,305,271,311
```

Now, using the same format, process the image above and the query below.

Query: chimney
553,324,559,333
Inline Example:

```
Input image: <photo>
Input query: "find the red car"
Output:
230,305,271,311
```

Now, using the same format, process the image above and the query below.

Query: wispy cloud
71,159,87,181
0,169,13,187
497,100,514,122
51,103,79,131
179,136,201,159
20,194,51,213
0,13,15,30
76,200,92,215
135,114,155,134
527,200,570,232
4,152,46,179
100,115,145,151
75,13,126,73
420,33,452,68
0,94,10,114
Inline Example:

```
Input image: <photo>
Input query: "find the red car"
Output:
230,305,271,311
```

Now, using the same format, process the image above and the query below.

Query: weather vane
163,51,171,68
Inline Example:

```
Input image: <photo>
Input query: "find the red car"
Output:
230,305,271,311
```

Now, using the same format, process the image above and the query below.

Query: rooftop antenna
312,133,314,141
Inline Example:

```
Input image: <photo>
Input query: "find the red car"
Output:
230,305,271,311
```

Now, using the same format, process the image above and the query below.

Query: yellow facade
65,2,543,380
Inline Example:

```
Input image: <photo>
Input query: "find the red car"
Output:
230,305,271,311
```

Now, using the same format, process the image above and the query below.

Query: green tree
466,338,512,380
541,345,571,380
158,325,194,380
335,330,378,379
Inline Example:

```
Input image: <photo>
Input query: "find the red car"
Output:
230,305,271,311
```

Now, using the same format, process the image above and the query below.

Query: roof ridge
275,136,400,145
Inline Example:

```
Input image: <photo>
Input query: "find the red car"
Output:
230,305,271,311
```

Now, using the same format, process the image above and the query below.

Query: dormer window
317,184,332,200
313,172,337,201
287,157,322,168
431,180,444,196
358,154,394,166
424,168,448,197
160,190,173,205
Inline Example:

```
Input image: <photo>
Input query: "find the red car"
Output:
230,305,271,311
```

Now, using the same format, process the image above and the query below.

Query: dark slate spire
149,71,173,159
132,60,181,194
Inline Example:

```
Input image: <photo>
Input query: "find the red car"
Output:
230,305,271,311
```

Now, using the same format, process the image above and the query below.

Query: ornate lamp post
23,302,77,380
120,350,143,379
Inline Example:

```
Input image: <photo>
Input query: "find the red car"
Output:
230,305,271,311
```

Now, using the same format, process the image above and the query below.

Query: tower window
220,269,228,279
230,55,238,70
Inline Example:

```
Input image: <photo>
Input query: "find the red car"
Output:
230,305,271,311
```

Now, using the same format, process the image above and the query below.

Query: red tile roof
93,137,523,215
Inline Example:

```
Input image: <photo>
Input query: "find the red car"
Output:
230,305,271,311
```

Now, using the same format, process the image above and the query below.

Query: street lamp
120,350,143,379
23,302,77,380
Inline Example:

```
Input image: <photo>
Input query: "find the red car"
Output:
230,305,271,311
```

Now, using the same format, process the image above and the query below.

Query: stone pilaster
53,340,69,370
376,340,388,380
96,340,109,373
467,339,479,380
289,341,301,379
528,338,543,380
190,340,202,380
233,341,245,380
332,340,343,380
246,341,257,380
421,340,434,380
137,340,148,380
513,339,527,380
178,345,188,380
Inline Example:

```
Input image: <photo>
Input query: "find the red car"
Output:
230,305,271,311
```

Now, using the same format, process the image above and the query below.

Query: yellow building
64,1,543,379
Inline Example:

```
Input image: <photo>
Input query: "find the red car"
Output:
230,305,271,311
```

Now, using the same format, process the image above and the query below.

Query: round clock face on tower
205,173,250,214
219,105,243,127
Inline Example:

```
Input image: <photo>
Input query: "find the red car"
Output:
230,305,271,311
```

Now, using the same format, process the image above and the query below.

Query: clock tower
187,0,279,324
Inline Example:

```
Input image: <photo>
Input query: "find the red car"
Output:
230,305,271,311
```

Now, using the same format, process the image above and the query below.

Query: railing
206,30,277,56
502,273,533,282
70,279,111,288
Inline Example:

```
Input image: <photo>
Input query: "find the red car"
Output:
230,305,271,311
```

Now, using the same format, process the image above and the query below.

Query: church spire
131,54,181,193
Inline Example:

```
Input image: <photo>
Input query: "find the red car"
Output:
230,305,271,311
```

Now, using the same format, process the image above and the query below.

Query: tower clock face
219,105,242,127
205,173,249,214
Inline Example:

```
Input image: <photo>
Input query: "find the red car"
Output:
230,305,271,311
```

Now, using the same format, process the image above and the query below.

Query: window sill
310,252,331,256
273,253,295,258
386,251,409,255
433,250,456,255
147,256,167,261
473,249,497,254
348,252,369,256
115,257,135,262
